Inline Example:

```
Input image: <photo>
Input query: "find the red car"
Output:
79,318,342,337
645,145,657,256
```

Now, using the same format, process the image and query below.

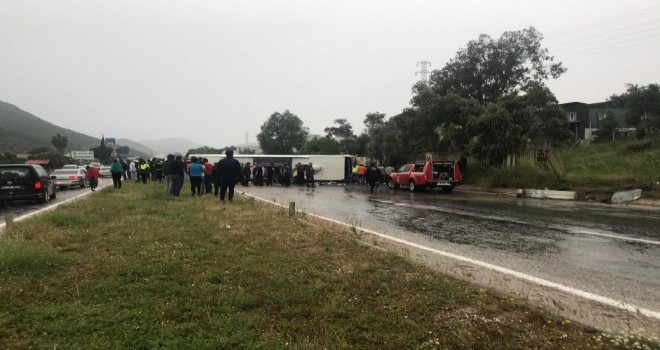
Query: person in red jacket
85,165,101,191
202,158,214,195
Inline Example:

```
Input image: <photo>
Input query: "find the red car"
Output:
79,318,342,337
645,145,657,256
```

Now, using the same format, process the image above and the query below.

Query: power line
561,35,660,60
552,27,660,53
547,19,659,48
546,5,660,39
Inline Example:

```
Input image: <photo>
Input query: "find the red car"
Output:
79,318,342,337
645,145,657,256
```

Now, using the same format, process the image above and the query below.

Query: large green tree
301,136,341,155
363,112,387,161
323,118,365,155
421,27,565,104
609,83,660,134
51,134,68,153
257,110,309,154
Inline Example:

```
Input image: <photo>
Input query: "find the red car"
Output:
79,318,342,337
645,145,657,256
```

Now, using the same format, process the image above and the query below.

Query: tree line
255,27,658,166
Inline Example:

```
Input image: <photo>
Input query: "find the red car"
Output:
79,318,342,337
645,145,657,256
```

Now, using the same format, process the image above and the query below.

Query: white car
100,166,111,177
51,168,88,189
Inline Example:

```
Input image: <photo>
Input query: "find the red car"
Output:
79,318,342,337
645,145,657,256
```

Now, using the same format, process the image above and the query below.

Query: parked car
386,160,463,193
51,168,88,189
0,164,56,204
99,166,111,178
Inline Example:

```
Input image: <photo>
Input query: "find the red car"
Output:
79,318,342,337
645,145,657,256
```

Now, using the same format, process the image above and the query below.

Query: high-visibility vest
352,165,358,174
140,163,150,171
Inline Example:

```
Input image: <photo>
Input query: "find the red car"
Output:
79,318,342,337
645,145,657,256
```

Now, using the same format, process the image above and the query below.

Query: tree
0,152,24,165
499,81,571,146
609,83,660,134
51,134,68,153
116,145,130,156
257,110,309,154
363,112,387,161
324,119,354,139
186,145,237,157
419,27,565,104
471,104,525,165
302,136,341,154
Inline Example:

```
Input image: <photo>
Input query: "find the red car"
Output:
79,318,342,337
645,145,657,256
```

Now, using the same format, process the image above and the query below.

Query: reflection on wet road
239,184,660,325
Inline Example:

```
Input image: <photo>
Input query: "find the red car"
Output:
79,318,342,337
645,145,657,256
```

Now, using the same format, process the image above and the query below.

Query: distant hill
0,100,152,156
140,138,202,155
116,138,155,156
0,100,101,153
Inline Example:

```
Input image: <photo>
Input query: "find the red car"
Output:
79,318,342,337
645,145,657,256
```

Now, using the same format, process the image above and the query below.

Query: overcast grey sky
1,0,658,148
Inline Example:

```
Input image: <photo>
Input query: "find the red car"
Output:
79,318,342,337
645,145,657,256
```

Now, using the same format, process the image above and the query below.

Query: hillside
466,134,660,199
0,100,152,157
140,137,201,155
116,138,155,156
0,100,101,153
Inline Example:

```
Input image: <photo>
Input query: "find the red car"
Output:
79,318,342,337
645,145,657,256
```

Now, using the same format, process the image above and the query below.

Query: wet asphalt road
238,183,660,327
0,178,111,218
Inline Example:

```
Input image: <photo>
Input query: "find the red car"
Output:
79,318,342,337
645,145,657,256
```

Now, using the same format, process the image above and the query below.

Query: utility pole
416,61,432,84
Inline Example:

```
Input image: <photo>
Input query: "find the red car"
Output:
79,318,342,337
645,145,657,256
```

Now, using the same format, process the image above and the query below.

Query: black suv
0,164,56,204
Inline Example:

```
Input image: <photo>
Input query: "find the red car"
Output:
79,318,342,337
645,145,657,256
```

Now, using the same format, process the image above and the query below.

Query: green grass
462,134,660,199
0,182,656,349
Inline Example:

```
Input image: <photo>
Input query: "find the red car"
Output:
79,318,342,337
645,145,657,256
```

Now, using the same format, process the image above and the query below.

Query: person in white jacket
129,161,137,181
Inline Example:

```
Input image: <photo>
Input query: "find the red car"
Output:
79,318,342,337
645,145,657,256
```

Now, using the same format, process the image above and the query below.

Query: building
559,101,626,140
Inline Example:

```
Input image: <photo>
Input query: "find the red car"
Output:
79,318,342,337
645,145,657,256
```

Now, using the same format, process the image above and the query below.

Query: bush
624,139,653,152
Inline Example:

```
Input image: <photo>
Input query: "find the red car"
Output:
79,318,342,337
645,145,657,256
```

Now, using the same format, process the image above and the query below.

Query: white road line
240,190,660,321
0,183,111,233
567,228,660,246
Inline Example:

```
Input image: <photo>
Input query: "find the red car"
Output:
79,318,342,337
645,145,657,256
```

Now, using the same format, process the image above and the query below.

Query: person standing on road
296,163,305,186
357,164,367,184
85,165,101,191
280,163,291,186
265,163,274,186
110,159,124,189
459,154,468,178
216,149,241,202
241,162,251,186
305,162,316,188
366,163,380,193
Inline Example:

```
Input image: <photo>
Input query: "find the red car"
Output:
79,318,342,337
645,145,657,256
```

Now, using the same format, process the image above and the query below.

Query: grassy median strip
0,182,654,349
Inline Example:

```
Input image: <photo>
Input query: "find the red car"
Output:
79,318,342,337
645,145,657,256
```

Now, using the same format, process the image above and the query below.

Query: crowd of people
85,152,403,199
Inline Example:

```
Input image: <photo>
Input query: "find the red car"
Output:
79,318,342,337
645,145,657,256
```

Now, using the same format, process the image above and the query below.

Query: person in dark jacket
241,162,251,186
163,154,174,195
365,163,380,193
171,155,185,197
280,164,291,186
216,149,242,202
254,163,264,186
265,163,274,186
211,162,221,196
